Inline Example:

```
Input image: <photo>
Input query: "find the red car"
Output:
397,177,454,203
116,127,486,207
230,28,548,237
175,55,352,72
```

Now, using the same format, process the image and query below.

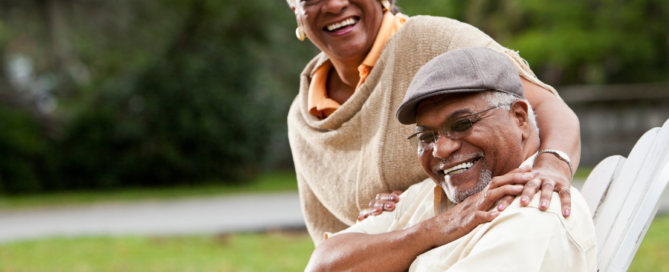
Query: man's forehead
415,93,487,128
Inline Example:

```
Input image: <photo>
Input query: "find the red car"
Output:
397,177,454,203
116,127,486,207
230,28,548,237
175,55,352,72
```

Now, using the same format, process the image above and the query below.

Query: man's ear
510,100,531,140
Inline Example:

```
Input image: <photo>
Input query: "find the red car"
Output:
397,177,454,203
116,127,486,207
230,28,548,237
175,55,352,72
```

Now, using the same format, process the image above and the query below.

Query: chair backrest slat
593,127,659,260
607,162,669,272
597,119,669,271
581,155,626,217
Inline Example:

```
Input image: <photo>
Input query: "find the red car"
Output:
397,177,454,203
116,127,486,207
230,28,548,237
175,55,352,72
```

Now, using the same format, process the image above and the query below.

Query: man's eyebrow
416,108,473,131
446,108,474,120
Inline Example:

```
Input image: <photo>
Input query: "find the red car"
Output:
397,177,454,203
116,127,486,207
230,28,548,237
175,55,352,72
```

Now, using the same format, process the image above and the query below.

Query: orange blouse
308,12,408,118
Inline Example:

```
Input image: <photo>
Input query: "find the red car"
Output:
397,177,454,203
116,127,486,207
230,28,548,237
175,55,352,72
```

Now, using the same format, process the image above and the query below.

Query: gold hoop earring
296,26,306,41
380,0,390,12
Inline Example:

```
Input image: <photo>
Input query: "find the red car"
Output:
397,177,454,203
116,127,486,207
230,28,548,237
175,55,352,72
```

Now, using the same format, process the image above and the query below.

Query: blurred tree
0,0,666,192
400,0,669,86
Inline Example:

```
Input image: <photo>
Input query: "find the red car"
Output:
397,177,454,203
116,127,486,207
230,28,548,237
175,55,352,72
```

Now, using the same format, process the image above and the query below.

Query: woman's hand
494,154,573,217
358,190,403,221
423,166,535,247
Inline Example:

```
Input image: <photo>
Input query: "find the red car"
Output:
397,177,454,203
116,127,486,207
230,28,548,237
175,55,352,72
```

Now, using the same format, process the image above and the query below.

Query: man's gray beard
445,166,493,204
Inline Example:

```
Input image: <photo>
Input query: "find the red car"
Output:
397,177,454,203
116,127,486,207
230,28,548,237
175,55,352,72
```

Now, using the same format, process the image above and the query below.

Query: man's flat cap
396,47,524,124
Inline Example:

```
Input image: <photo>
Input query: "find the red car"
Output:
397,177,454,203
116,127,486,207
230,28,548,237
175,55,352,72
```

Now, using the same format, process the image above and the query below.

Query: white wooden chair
580,118,669,272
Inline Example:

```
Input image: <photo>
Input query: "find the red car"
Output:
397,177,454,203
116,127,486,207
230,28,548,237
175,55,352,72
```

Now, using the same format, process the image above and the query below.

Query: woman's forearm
523,77,581,177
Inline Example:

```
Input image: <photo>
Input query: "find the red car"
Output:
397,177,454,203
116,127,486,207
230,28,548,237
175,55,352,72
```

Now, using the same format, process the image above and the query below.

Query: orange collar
308,12,407,118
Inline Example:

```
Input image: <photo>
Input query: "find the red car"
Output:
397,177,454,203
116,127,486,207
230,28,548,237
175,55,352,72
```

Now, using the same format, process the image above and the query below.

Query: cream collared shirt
328,155,598,272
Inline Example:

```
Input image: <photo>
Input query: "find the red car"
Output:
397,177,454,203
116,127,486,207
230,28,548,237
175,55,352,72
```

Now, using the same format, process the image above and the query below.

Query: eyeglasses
407,105,505,152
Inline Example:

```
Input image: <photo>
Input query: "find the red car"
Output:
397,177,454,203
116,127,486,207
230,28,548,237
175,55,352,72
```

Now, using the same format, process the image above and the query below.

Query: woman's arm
521,77,580,217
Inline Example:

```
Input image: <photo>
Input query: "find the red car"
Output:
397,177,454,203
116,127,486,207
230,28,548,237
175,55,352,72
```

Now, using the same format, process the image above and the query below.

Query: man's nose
321,0,349,14
432,133,461,159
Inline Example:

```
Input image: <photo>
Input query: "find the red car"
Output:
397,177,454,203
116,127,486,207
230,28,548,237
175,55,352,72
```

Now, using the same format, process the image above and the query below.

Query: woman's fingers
519,177,541,206
359,190,403,221
375,193,399,202
488,170,536,190
558,186,572,217
538,180,555,210
358,207,382,221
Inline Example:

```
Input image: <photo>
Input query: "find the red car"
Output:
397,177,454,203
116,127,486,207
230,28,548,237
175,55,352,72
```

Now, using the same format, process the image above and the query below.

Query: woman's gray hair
484,91,538,132
287,0,401,14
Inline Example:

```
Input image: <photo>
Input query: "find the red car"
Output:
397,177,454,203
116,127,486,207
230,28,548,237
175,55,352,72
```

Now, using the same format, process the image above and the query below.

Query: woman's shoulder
391,15,493,52
400,15,465,34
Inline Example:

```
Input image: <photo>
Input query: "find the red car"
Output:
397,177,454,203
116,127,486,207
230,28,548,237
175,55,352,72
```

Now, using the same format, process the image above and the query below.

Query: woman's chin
322,35,371,61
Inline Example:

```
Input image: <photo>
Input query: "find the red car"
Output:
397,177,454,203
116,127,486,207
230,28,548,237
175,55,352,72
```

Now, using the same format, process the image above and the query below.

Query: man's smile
433,153,485,185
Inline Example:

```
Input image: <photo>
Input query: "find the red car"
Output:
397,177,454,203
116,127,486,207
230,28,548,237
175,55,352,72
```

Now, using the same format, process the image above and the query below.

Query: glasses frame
407,104,507,151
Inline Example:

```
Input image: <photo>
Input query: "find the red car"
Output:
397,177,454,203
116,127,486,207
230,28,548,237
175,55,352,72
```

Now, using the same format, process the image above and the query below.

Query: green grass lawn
1,215,667,272
0,172,298,210
0,230,315,272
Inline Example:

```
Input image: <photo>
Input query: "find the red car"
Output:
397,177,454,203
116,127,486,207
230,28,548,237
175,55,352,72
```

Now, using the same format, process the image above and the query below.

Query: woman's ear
510,100,531,139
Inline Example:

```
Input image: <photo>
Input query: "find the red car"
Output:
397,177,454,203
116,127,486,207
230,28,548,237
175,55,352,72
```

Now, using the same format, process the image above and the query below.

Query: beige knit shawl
288,15,557,244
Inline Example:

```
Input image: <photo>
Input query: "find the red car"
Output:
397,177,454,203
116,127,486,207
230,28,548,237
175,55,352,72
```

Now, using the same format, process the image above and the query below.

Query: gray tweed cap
395,47,525,124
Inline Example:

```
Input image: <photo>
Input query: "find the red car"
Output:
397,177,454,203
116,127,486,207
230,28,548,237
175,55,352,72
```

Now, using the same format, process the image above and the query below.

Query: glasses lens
446,117,474,139
409,131,438,151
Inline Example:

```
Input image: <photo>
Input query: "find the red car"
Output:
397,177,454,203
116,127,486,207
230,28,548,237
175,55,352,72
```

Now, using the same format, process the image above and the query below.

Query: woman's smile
324,17,360,36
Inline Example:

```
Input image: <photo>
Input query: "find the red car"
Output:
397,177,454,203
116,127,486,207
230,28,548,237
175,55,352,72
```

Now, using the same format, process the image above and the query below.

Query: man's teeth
326,18,358,31
443,160,477,175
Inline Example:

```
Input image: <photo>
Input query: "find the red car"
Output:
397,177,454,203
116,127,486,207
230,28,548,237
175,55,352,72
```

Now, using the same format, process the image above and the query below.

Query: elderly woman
287,0,581,244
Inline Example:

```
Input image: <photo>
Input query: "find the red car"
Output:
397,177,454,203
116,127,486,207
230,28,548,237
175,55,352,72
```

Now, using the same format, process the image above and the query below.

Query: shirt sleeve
415,208,592,272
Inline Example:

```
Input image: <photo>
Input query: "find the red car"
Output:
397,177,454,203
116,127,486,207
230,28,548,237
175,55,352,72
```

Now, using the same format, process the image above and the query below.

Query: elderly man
306,48,596,272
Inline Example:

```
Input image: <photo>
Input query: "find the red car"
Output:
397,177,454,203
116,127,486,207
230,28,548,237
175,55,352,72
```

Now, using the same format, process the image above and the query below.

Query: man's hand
423,166,535,246
358,190,403,221
495,154,572,217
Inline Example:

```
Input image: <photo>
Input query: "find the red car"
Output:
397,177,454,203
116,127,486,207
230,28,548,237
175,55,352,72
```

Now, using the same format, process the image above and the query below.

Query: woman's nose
432,134,461,159
321,0,349,14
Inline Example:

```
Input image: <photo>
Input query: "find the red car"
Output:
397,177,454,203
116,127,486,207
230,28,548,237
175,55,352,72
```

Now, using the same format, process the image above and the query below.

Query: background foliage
0,0,667,193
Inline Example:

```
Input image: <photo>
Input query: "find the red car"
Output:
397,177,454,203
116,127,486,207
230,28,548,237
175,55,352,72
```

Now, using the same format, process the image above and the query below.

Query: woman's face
293,0,385,62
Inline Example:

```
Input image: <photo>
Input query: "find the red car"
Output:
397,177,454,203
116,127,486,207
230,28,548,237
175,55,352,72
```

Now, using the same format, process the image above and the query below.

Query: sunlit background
0,0,668,271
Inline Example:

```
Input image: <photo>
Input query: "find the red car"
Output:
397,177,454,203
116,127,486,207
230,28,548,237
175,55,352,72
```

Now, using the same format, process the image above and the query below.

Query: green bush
0,107,47,193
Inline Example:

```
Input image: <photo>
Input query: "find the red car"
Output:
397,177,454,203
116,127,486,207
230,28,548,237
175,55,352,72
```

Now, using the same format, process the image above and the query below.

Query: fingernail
564,209,570,217
490,211,500,218
358,216,365,221
497,203,505,210
522,173,533,179
392,195,398,201
386,203,394,209
521,197,528,203
541,201,547,208
520,165,531,170
514,185,524,190
375,208,381,213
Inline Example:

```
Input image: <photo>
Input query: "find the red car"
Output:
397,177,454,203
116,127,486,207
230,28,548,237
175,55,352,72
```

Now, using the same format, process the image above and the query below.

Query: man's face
415,93,525,204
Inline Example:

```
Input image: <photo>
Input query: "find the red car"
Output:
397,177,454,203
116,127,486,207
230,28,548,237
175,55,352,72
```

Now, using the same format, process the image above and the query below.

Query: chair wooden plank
580,155,626,217
606,162,669,272
598,120,669,270
593,127,659,260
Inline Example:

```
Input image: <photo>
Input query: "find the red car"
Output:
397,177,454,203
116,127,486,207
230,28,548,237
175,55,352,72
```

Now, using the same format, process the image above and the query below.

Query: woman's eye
450,119,473,132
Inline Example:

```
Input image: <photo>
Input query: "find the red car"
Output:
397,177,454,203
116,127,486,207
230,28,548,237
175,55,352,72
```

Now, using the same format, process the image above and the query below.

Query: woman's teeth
326,18,358,32
443,159,478,175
